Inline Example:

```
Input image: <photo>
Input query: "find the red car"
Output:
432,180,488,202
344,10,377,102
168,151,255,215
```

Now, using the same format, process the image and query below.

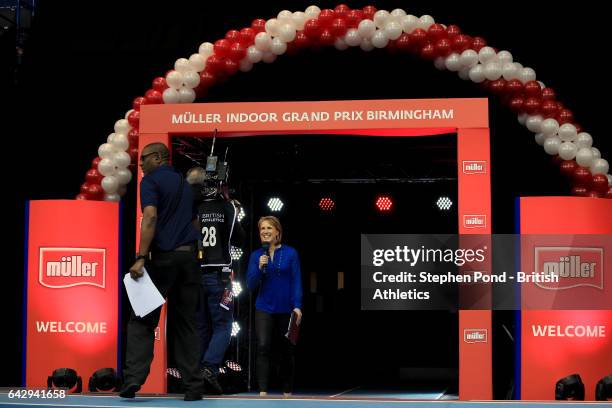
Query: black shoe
201,367,223,394
118,383,140,398
184,392,203,401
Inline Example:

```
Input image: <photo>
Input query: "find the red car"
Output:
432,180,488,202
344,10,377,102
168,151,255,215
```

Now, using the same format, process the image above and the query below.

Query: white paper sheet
123,267,165,317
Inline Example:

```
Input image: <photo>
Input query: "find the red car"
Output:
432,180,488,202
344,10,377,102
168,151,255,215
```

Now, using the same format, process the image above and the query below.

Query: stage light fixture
436,196,453,210
88,368,121,392
237,207,246,222
555,374,585,400
375,195,393,212
319,197,335,211
47,368,82,393
231,280,243,297
267,197,284,212
595,374,612,401
230,246,243,260
231,321,241,336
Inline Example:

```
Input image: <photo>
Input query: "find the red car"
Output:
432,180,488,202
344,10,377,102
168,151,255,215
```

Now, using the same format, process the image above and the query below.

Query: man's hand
293,308,302,326
129,259,145,280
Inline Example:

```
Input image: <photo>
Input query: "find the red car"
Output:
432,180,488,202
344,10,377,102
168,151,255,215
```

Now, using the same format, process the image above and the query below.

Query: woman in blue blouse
247,216,302,397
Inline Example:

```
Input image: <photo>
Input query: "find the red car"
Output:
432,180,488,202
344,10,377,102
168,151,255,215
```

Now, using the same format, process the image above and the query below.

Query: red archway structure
136,97,492,399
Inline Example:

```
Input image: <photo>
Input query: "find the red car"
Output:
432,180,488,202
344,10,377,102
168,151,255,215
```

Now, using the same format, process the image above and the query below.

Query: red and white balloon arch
77,4,612,201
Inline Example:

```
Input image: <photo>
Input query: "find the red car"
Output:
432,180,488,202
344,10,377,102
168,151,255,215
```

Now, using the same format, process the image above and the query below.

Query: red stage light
375,195,393,212
319,197,335,211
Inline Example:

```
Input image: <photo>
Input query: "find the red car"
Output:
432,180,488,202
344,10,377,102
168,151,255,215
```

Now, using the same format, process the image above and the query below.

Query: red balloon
427,24,447,41
605,186,612,199
225,30,240,43
451,34,471,53
318,9,335,27
319,28,335,46
362,5,377,20
86,168,103,184
523,97,542,115
92,157,102,168
127,110,140,128
214,39,232,58
334,4,350,18
205,55,224,74
229,42,246,61
557,108,574,124
386,39,399,54
573,166,593,188
87,184,104,200
346,9,363,28
420,42,436,60
76,194,89,201
571,186,588,197
80,182,90,195
129,147,139,163
132,96,147,111
542,87,556,100
524,81,542,98
224,59,239,76
396,33,411,51
592,174,609,193
239,28,256,46
471,36,487,52
489,79,507,95
446,25,461,38
586,191,601,198
541,100,559,118
574,123,583,134
560,160,578,177
304,19,322,39
508,97,524,113
128,128,139,147
199,70,216,88
505,79,524,96
434,38,452,57
152,77,167,92
251,19,266,33
193,83,208,98
144,89,163,104
409,29,428,49
330,18,348,37
294,31,311,48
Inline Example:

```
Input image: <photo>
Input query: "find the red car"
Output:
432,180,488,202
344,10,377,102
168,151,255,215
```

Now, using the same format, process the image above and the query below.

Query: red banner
25,200,119,388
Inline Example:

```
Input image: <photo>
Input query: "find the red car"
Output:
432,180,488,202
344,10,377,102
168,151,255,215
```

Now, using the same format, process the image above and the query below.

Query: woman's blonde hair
258,216,283,245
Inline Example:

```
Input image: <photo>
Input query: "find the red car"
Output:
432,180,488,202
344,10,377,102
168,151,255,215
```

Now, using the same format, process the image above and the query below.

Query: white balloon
558,142,578,160
111,132,129,151
178,87,196,103
189,53,206,72
483,61,502,80
576,147,595,167
360,38,374,52
391,9,407,18
518,113,528,126
104,193,121,202
538,81,546,89
265,18,279,36
345,29,362,46
535,133,547,146
607,174,612,186
247,46,263,63
445,53,462,71
540,118,560,136
98,143,116,159
373,10,390,28
478,47,497,64
468,64,486,83
592,147,601,159
114,119,131,134
277,23,297,42
239,59,253,72
114,151,131,169
458,67,471,80
102,176,119,194
116,168,132,185
384,20,402,40
292,12,307,30
270,37,287,55
166,70,184,89
199,42,214,57
496,50,513,64
358,19,376,39
543,136,562,155
304,5,321,19
124,109,134,120
518,67,537,83
514,62,524,71
459,49,479,68
590,158,609,175
262,51,277,63
575,132,593,149
107,133,116,144
174,58,191,73
501,62,518,80
182,70,200,88
417,15,434,30
254,32,272,51
371,30,389,48
526,115,543,133
334,38,348,51
434,57,446,71
558,123,578,142
400,15,418,33
162,88,180,104
277,10,293,23
98,158,116,176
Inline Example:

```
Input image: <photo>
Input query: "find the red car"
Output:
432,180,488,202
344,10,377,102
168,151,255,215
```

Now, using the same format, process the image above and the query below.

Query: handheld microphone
262,243,270,274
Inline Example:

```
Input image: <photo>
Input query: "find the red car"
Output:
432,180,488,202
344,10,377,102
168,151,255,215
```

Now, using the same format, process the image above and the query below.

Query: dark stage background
4,0,611,397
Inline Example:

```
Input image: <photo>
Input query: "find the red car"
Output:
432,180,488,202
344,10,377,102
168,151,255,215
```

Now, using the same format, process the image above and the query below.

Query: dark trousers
255,310,295,393
123,250,201,394
196,271,233,374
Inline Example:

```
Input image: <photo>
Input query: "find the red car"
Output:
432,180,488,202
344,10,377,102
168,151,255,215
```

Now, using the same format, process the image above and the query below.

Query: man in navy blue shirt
120,142,202,401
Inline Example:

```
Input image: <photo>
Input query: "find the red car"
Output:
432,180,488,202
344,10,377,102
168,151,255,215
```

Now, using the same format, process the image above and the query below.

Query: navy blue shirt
247,245,303,314
140,165,199,251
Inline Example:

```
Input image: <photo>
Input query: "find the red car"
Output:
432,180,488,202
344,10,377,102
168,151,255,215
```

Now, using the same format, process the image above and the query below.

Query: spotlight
230,246,243,260
267,197,284,212
237,207,246,222
47,368,82,393
555,374,585,400
375,195,393,212
231,280,243,297
596,374,612,401
436,196,453,210
231,321,241,337
319,197,335,211
88,368,121,392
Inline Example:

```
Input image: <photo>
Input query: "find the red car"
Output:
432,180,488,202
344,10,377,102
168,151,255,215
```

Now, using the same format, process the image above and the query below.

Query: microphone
262,243,270,274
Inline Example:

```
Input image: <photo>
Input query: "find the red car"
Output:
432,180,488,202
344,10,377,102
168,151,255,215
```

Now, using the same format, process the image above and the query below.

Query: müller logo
464,329,488,343
39,248,106,289
534,247,603,290
463,215,487,229
462,161,487,174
